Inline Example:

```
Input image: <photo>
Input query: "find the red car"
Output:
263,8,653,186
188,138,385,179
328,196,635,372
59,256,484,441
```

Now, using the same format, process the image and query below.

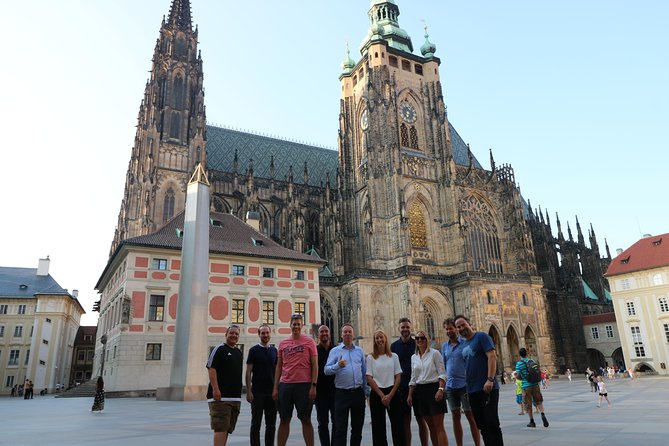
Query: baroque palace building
107,0,612,374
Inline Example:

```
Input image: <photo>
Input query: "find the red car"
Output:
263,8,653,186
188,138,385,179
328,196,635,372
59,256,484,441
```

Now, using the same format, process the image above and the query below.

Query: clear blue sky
1,1,667,325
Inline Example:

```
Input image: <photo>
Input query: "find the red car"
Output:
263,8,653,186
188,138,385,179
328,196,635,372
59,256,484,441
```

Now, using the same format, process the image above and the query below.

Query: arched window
410,126,419,150
522,293,529,306
163,188,175,222
172,75,184,109
425,311,436,342
409,201,427,248
460,195,503,273
169,111,180,139
400,123,409,147
487,291,494,304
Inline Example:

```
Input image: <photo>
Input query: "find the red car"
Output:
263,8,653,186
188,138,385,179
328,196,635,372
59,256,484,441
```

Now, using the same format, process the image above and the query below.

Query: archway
635,363,655,373
586,348,606,369
612,347,624,370
506,325,520,370
488,325,503,372
524,326,537,360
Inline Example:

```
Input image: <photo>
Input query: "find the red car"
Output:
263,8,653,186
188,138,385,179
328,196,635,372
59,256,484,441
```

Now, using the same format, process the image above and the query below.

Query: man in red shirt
272,314,318,446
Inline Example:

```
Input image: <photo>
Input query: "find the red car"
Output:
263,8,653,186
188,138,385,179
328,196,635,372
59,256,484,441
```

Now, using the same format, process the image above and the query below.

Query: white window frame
659,297,669,313
626,301,636,316
591,327,599,339
605,325,614,338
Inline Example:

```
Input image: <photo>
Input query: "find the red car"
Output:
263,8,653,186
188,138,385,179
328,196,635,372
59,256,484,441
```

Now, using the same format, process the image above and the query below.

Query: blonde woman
366,330,404,446
408,330,449,446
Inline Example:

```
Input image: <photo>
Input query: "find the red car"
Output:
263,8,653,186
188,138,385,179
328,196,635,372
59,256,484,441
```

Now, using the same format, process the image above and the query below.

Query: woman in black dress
91,376,105,413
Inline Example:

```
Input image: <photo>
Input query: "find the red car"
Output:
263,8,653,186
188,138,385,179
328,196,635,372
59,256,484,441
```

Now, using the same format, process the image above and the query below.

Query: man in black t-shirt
315,324,336,446
246,324,278,446
207,325,243,446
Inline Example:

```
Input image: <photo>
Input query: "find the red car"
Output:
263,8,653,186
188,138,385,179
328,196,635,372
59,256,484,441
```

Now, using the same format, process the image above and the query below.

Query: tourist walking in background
273,314,318,446
596,376,612,407
408,330,449,446
455,315,504,446
566,368,572,382
442,318,481,446
366,329,404,446
391,317,429,446
515,348,549,429
91,376,105,413
512,372,524,415
325,324,369,446
246,324,278,446
206,325,243,446
315,325,336,446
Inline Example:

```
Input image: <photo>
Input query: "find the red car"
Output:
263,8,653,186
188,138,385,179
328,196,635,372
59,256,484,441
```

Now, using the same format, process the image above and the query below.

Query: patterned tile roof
0,267,68,298
117,211,323,266
605,232,669,276
204,123,481,184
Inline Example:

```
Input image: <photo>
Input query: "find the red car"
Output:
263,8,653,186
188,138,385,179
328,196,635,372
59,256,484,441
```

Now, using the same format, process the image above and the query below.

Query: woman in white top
407,330,448,446
366,330,404,446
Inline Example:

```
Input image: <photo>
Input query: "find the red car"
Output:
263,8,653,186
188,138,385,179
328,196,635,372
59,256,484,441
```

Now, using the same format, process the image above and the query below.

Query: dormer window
653,238,662,246
620,257,630,264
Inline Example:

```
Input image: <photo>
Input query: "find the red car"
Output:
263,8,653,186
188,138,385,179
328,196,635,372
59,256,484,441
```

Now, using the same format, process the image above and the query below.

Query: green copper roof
360,0,413,56
420,27,437,58
342,43,356,75
581,278,599,301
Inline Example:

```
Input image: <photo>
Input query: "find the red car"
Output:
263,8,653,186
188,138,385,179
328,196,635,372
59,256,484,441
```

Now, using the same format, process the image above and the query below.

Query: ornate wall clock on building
360,108,369,130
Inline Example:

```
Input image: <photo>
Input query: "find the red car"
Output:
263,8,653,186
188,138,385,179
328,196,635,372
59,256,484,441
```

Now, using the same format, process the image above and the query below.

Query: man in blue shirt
325,324,369,446
455,315,504,446
442,318,481,446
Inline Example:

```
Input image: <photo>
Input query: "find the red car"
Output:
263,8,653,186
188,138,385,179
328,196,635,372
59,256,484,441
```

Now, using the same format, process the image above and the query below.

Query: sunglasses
415,336,427,341
290,314,304,320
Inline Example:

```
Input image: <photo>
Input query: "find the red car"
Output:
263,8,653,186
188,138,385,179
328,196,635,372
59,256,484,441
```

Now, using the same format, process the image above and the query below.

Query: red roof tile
582,312,616,325
605,232,669,277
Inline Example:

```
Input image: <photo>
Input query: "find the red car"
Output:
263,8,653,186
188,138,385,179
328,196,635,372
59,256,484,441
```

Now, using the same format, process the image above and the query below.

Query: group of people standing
206,314,507,446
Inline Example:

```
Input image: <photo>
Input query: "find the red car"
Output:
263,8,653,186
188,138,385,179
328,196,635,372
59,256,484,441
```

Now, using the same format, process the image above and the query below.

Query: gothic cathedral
111,0,613,373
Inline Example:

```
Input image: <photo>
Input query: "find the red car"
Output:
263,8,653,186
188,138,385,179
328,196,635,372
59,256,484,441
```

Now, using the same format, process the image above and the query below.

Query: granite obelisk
157,163,210,401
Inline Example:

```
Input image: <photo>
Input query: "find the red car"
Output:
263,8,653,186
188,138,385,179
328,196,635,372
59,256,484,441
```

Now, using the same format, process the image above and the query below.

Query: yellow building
605,233,669,375
0,258,85,394
94,212,324,393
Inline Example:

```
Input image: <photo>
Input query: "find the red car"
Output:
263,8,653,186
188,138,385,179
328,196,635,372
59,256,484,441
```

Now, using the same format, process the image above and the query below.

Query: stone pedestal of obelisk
157,163,210,401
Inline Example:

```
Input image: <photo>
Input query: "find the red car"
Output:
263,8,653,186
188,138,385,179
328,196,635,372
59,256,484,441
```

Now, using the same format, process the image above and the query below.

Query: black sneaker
527,420,536,428
541,413,549,427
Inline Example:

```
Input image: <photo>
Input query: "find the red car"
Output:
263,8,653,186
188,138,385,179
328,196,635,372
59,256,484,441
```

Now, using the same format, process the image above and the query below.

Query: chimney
616,248,623,256
245,211,260,232
72,289,79,299
37,256,50,276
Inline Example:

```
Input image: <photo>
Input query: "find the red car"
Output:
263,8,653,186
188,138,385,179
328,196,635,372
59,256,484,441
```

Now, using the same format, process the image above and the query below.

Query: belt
336,387,362,392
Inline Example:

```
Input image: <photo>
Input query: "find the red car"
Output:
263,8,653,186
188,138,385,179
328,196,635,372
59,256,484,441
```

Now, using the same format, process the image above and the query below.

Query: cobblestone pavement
1,375,667,445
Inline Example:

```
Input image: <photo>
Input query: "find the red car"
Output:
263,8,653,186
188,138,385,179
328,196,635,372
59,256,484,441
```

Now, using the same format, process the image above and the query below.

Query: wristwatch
487,377,494,382
311,382,317,386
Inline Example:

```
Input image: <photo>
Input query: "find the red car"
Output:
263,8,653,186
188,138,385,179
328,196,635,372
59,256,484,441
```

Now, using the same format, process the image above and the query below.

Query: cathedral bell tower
111,0,206,254
337,0,449,272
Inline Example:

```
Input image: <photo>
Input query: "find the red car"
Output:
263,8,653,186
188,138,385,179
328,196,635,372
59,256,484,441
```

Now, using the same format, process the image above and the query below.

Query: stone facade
108,1,615,375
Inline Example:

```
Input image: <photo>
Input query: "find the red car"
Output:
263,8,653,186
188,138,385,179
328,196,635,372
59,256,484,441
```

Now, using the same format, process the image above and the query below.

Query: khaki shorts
522,385,543,411
208,401,241,433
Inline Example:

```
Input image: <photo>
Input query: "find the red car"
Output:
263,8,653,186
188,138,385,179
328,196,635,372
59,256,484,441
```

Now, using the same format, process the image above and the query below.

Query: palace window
626,301,636,316
13,326,23,338
18,305,26,315
25,349,29,365
232,299,245,324
152,258,168,270
460,195,503,274
293,302,306,320
6,375,15,388
606,325,614,338
653,273,663,286
262,301,275,325
146,343,162,361
149,295,165,321
78,350,86,361
664,323,669,343
409,201,427,248
0,305,7,314
8,350,19,366
232,265,245,276
0,326,4,337
262,268,274,278
659,297,669,313
591,327,599,339
163,188,175,222
630,326,645,357
295,270,305,281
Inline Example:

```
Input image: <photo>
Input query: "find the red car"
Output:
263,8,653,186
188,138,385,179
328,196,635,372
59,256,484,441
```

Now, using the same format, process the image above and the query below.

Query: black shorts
413,382,447,417
278,383,313,421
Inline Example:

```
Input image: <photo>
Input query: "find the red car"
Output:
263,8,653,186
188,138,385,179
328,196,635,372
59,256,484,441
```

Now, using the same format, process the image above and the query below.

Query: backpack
525,359,542,384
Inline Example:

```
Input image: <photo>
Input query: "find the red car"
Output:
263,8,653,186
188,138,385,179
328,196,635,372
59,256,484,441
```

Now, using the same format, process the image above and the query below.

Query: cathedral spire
556,212,564,241
576,215,585,245
168,0,192,31
361,0,413,55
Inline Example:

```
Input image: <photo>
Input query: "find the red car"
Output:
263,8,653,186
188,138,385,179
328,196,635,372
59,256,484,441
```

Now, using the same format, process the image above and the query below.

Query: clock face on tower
360,109,369,130
400,102,417,124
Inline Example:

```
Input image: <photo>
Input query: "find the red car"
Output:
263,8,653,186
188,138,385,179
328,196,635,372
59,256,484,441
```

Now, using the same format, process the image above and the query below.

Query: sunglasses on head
415,336,427,341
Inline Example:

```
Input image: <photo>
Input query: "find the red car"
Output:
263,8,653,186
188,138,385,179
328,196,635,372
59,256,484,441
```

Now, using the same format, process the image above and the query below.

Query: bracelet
438,387,444,391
